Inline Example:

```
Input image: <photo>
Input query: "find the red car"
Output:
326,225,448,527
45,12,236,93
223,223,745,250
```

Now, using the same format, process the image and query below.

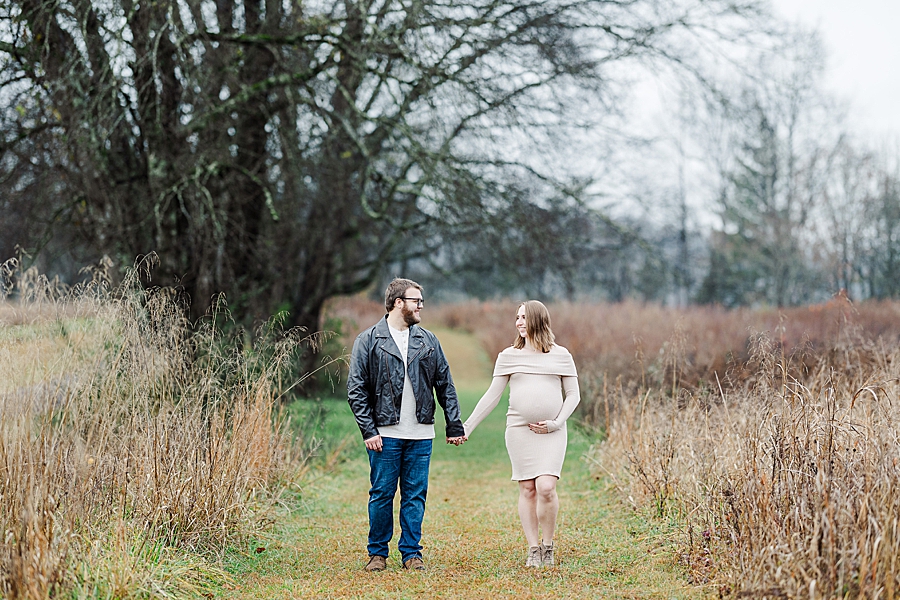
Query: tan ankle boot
540,541,554,566
525,545,542,567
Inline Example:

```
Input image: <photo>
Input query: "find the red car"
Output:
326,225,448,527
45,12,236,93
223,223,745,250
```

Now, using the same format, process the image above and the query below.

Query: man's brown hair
384,278,424,313
513,300,555,353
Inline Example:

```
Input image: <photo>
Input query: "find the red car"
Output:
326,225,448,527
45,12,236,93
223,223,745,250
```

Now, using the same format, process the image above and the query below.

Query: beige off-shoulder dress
464,345,580,481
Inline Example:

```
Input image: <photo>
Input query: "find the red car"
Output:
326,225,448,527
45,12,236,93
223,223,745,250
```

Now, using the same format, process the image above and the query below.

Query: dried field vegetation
15,278,899,598
329,295,900,384
0,261,311,599
329,294,900,596
588,310,900,598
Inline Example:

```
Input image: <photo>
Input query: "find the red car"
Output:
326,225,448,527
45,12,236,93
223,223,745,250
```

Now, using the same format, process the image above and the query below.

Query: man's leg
367,437,402,558
397,438,432,563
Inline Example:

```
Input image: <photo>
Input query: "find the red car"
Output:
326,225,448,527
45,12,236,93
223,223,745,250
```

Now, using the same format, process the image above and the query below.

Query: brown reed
0,260,309,599
328,294,900,396
589,313,900,597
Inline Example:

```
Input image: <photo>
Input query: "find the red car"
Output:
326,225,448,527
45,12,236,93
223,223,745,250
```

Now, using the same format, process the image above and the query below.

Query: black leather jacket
347,316,465,441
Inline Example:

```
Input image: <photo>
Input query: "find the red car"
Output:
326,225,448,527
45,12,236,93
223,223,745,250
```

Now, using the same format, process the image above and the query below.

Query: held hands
368,434,467,450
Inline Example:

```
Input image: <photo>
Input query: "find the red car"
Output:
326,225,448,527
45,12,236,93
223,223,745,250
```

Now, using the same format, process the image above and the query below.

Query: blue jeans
366,437,432,562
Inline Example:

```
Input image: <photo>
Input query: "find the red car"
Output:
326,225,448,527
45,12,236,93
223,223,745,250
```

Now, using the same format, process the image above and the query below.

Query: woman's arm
463,375,510,437
545,376,580,432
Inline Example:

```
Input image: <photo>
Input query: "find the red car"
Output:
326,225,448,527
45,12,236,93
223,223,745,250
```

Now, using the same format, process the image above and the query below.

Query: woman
463,300,580,568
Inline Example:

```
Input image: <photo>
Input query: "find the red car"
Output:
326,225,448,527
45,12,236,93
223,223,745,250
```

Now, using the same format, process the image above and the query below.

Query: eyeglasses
401,297,424,308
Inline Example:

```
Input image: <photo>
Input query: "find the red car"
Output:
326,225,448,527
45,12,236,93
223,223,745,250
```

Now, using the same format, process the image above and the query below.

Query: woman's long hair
513,300,555,353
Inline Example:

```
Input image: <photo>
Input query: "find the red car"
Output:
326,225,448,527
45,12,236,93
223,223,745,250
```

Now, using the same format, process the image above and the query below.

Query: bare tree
861,151,900,298
697,29,838,306
817,139,878,297
1,0,773,331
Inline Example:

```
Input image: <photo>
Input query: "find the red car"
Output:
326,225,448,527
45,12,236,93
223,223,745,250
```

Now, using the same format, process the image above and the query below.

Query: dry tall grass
327,293,900,392
0,259,308,599
590,313,900,597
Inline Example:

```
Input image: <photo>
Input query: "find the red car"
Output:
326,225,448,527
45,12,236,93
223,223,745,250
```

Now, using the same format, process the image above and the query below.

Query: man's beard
401,303,421,326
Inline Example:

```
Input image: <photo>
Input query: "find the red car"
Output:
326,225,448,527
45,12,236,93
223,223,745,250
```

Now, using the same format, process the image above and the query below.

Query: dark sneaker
525,545,542,567
403,557,426,571
365,555,387,572
540,542,555,567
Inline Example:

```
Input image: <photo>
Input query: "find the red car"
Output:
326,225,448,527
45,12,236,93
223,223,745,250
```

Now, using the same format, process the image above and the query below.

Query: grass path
223,329,702,599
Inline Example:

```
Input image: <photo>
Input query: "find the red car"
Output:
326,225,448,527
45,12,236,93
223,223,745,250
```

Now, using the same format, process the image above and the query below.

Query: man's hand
446,436,467,446
365,435,383,452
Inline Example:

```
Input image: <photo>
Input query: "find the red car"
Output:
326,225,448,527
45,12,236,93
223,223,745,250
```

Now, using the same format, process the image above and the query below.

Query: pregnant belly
507,398,562,424
506,373,564,425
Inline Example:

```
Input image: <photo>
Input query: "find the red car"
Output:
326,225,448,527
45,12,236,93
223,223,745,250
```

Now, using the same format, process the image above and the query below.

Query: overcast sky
773,0,900,142
608,1,900,224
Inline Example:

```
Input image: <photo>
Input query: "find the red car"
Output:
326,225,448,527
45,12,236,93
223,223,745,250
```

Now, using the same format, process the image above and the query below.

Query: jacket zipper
408,346,433,419
409,344,432,364
380,342,400,425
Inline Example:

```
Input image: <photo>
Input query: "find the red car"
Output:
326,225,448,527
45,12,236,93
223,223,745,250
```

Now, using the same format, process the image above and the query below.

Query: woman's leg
535,475,559,544
517,479,540,547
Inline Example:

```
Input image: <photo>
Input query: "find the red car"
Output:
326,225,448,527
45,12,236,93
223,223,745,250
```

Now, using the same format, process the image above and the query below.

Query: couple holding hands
347,278,580,572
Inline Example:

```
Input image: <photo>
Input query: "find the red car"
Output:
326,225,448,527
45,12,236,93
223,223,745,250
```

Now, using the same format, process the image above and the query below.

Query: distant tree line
403,28,900,307
1,0,894,328
694,30,900,307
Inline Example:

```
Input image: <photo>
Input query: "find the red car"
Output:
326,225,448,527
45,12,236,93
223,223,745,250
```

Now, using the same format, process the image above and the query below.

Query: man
347,278,466,572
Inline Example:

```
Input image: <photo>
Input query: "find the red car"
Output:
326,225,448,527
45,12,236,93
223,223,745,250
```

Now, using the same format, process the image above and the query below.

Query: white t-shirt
377,324,435,440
